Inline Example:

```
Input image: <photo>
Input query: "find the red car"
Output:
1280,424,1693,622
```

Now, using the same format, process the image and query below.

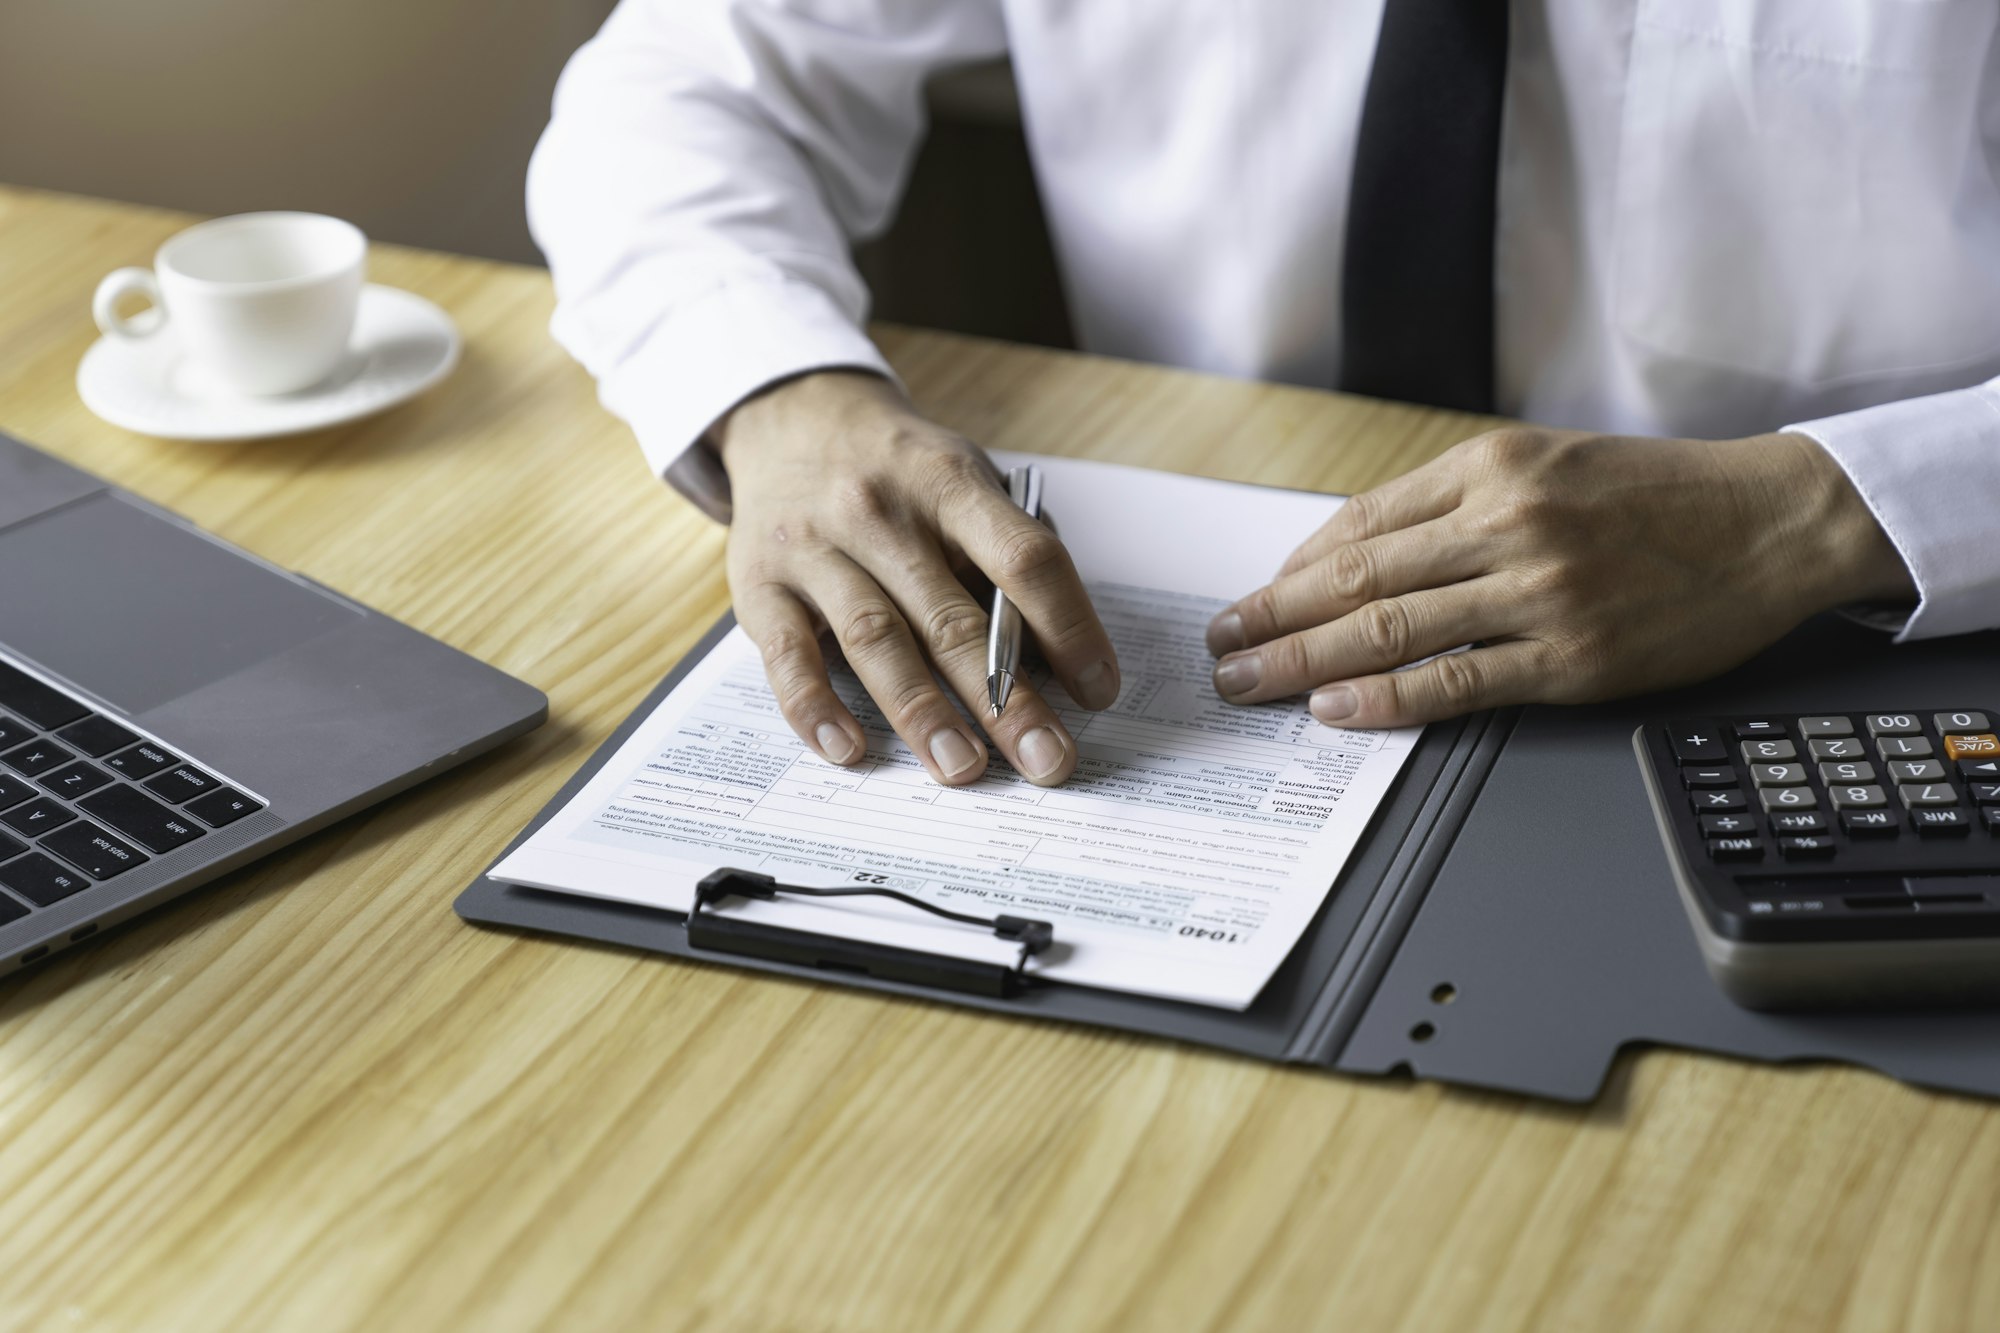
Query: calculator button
1898,783,1960,808
1830,784,1888,809
1886,759,1947,784
1971,783,2000,805
1734,719,1786,739
1770,811,1828,834
1799,716,1854,737
1700,813,1757,836
1680,765,1737,789
1942,732,2000,762
1866,714,1921,737
1841,810,1899,836
1668,723,1727,763
1934,712,1991,734
1875,736,1935,760
1759,787,1818,811
1750,762,1807,787
1959,757,2000,782
1691,790,1748,813
1807,737,1865,760
1739,739,1797,763
1818,761,1875,785
1983,808,2000,833
1912,807,1972,836
1778,835,1835,859
1707,836,1764,861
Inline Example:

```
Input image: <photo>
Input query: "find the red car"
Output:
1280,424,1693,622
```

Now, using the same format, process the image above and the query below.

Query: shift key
79,785,207,853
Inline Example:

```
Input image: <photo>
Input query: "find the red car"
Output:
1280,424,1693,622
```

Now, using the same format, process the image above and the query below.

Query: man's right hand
713,371,1120,787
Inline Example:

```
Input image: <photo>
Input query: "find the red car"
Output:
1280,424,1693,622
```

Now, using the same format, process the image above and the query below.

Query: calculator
1634,709,2000,1009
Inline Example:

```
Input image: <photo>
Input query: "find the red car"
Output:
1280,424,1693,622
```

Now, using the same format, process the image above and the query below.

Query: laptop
0,431,547,968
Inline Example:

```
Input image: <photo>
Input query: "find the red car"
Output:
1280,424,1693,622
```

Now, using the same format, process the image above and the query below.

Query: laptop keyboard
0,660,264,925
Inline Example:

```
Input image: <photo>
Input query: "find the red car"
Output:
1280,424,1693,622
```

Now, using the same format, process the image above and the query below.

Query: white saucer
77,283,461,441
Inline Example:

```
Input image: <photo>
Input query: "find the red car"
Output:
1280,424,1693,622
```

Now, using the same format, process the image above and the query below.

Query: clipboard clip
687,868,1056,999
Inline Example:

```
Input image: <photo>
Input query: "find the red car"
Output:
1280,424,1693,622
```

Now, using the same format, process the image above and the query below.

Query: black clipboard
457,613,2000,1104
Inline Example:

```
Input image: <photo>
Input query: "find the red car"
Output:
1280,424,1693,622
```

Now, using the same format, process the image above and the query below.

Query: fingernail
929,729,982,778
1213,653,1262,697
1207,610,1245,655
1016,726,1066,781
1312,685,1358,723
1074,659,1119,709
816,722,859,764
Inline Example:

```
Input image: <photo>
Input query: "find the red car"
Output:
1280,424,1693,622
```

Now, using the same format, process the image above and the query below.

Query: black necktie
1339,0,1511,413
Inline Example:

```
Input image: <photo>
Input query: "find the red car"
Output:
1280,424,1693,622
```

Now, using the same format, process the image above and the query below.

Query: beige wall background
0,1,1069,343
0,0,617,263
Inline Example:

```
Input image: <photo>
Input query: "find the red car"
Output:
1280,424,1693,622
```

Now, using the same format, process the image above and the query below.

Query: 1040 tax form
489,454,1420,1008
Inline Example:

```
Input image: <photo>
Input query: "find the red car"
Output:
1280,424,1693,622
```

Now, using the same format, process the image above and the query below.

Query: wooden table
0,186,1994,1333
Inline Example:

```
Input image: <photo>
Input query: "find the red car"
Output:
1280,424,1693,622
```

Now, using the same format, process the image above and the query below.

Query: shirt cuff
587,275,897,523
1784,381,2000,642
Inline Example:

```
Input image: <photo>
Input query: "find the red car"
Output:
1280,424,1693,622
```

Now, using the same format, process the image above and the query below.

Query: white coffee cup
92,212,366,397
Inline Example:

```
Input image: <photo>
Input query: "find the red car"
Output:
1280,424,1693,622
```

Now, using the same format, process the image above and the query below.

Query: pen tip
988,672,1013,717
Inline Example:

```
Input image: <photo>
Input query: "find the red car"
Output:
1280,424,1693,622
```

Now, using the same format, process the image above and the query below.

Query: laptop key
0,892,27,926
1,798,75,837
0,829,24,861
41,821,148,880
0,662,89,730
185,787,262,828
0,774,35,812
105,742,178,780
79,785,206,854
37,761,113,800
0,714,35,751
55,714,139,758
145,765,220,804
1,738,76,777
0,852,91,905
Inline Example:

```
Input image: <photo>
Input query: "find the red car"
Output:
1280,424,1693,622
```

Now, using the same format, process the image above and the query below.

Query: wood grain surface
0,186,1994,1333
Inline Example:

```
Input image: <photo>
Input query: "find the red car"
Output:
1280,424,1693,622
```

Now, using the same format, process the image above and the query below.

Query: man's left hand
1205,428,1916,728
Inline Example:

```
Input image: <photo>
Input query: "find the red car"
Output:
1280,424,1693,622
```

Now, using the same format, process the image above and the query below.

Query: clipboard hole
1430,983,1456,1005
1409,1021,1437,1044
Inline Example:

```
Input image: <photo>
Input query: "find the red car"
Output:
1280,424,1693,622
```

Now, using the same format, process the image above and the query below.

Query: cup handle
93,267,166,339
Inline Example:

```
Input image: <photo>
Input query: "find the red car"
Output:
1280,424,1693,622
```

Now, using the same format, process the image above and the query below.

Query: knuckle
1467,427,1546,472
1241,584,1280,637
1358,598,1415,663
832,474,898,528
1258,633,1307,682
1325,542,1376,606
1340,489,1382,540
921,601,988,658
837,600,905,656
1426,650,1485,715
883,677,945,726
995,525,1068,587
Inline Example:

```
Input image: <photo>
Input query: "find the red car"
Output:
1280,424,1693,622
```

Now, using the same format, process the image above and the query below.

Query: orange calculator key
1943,732,2000,761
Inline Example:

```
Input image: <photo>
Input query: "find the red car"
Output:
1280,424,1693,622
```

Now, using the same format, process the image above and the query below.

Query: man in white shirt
529,1,1994,790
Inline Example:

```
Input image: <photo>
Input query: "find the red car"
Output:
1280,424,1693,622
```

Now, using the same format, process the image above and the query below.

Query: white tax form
489,453,1421,1009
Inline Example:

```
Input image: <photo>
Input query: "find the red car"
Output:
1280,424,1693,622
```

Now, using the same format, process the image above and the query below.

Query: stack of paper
490,453,1420,1009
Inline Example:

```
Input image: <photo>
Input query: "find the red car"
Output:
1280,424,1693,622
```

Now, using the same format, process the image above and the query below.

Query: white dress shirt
528,0,2000,641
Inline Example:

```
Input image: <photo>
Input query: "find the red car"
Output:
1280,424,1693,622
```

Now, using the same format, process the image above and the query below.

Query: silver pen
986,464,1044,716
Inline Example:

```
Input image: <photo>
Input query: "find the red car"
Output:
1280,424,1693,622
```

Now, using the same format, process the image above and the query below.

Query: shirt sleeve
1783,377,2000,642
526,0,1008,521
